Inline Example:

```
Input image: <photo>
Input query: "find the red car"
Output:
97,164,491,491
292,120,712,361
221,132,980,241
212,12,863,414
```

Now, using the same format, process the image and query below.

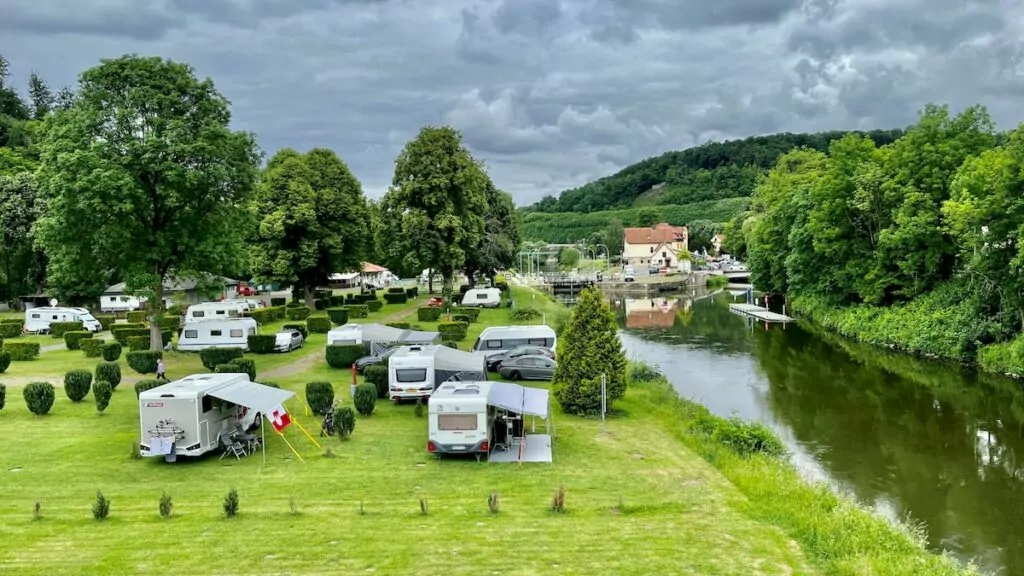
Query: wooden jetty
728,303,794,323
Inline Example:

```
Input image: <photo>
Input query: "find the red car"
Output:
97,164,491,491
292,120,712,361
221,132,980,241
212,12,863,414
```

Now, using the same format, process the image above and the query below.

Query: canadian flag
269,404,291,432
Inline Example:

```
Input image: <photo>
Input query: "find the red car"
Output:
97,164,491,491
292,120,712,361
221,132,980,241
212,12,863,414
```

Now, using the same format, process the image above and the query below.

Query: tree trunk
303,285,316,308
428,270,434,295
149,279,165,352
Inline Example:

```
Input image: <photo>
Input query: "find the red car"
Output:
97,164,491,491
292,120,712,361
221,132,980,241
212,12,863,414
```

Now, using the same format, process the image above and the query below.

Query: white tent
359,323,441,355
485,382,553,464
432,345,488,382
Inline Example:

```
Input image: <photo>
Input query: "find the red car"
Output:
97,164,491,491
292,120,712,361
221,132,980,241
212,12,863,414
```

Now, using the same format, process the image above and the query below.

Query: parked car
497,355,557,381
427,296,445,307
354,346,401,373
485,345,555,371
648,265,659,274
274,329,304,352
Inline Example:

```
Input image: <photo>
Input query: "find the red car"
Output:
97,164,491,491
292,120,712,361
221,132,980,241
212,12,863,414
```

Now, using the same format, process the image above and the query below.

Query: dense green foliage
101,342,122,362
326,344,363,369
0,350,8,373
5,341,39,360
94,361,121,389
235,358,257,381
126,350,162,374
246,334,277,354
23,381,55,415
215,363,241,374
552,287,626,414
364,365,388,399
199,347,243,370
305,381,334,414
353,383,376,416
134,380,164,397
306,315,331,334
93,379,112,413
326,307,349,325
63,369,92,401
80,338,105,357
0,382,5,410
334,405,356,438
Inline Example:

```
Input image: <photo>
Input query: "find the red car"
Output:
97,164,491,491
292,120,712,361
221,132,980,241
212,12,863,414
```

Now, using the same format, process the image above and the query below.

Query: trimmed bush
452,314,471,324
364,365,388,399
353,383,376,416
511,307,541,321
111,327,148,345
0,351,9,373
284,323,308,339
126,335,149,351
126,350,162,374
157,315,181,330
23,382,55,415
0,322,22,338
335,405,356,438
286,306,312,321
327,307,350,326
5,342,40,361
417,307,442,322
260,381,281,389
50,321,84,337
326,344,364,369
383,292,407,304
235,358,257,381
385,322,411,329
387,286,405,294
93,315,116,330
438,321,468,341
406,286,419,298
64,369,93,401
246,308,271,324
345,304,368,318
270,297,286,307
80,338,106,357
329,295,345,307
215,363,242,374
102,342,122,361
224,488,239,518
366,300,383,312
247,334,277,354
286,300,304,308
441,340,459,349
166,304,186,316
305,381,335,414
134,380,165,396
0,382,5,410
452,307,481,321
95,362,122,389
314,298,329,311
200,347,243,370
306,315,331,334
127,311,148,324
266,306,286,321
94,380,112,413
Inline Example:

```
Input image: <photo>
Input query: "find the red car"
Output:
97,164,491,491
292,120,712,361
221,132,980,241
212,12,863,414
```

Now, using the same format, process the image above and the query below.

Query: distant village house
622,223,689,269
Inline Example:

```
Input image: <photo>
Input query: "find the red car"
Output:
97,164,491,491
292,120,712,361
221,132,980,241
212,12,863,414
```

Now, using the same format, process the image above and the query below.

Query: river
611,288,1024,576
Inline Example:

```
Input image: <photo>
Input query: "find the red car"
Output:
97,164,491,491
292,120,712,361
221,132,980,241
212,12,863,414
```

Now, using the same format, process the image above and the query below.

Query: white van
177,317,258,351
460,287,502,308
24,307,102,334
427,380,496,457
101,294,146,313
472,325,557,355
387,345,488,402
623,265,635,282
184,301,247,322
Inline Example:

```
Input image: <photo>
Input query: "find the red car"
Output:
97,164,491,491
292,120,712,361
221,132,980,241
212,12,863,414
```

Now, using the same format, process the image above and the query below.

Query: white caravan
472,325,557,355
327,323,363,346
23,307,102,334
387,344,488,402
184,301,247,321
177,317,258,351
138,373,295,461
460,287,502,308
427,380,497,457
100,294,146,313
221,299,261,312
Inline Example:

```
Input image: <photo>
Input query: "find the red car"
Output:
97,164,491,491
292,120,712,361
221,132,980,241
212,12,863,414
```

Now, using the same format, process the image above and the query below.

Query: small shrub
627,361,663,384
199,347,243,370
0,351,9,373
335,406,356,438
441,340,458,349
414,397,424,418
247,334,276,354
488,492,500,514
0,382,5,410
94,314,115,330
64,330,93,350
419,497,428,516
50,321,84,337
127,350,162,374
551,487,566,513
326,344,364,368
5,342,40,361
286,300,303,308
345,304,369,318
127,311,148,324
134,380,164,397
385,322,410,329
126,335,149,351
314,298,330,311
111,327,148,345
215,363,242,373
387,286,405,294
266,306,286,321
366,300,383,312
452,307,481,321
353,383,376,416
364,365,388,399
130,441,142,460
159,492,173,518
511,307,541,321
23,382,55,415
452,314,471,324
92,491,110,520
102,342,122,361
283,323,309,339
405,287,419,298
64,369,93,402
224,488,239,518
260,381,281,388
166,304,185,316
80,338,106,357
383,292,407,304
305,381,335,414
246,308,271,324
699,414,788,458
95,362,122,389
307,315,331,334
33,501,41,521
327,307,350,325
438,321,468,341
93,380,112,412
417,307,442,322
270,297,286,307
286,306,311,321
0,322,20,338
235,358,257,381
156,314,181,330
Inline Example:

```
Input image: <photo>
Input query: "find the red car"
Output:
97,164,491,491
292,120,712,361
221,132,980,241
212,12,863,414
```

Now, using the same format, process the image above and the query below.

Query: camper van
184,301,247,322
138,373,295,460
472,325,557,355
24,307,102,334
460,287,502,308
387,345,488,402
177,317,258,351
221,299,261,312
101,294,145,313
327,323,363,346
427,380,497,456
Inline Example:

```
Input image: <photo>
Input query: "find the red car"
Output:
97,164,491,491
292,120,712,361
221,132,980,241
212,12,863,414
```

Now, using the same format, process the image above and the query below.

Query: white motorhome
23,307,102,334
177,317,258,351
184,301,247,322
221,299,261,312
138,373,295,461
101,294,146,313
460,287,502,308
387,344,488,402
472,325,557,355
427,380,497,456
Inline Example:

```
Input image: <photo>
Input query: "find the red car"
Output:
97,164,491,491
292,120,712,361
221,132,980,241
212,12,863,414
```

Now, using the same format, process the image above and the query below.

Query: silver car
497,355,557,381
274,329,304,352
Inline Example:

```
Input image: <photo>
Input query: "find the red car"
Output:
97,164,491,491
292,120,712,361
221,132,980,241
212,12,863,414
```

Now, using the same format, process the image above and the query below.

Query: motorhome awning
206,380,296,414
488,382,550,419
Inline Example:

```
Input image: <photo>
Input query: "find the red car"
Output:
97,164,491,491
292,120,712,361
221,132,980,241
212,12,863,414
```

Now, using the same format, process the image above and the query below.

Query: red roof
624,223,687,245
361,262,388,273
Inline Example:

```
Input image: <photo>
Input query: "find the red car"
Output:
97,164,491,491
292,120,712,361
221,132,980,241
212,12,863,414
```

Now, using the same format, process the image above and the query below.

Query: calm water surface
613,289,1024,576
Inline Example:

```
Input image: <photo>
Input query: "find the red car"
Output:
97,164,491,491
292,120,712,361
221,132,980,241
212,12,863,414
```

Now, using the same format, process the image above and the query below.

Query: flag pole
261,414,266,464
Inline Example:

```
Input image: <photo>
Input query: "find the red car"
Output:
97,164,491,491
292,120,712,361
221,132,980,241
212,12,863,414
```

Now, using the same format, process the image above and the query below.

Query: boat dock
728,303,794,323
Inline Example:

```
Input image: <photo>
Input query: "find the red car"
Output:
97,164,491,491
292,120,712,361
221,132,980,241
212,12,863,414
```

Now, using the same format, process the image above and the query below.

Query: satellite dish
49,298,58,307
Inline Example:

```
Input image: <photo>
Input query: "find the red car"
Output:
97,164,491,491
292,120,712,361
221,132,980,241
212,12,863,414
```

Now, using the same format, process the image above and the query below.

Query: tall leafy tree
34,55,261,349
27,72,53,120
381,126,488,296
251,147,371,306
551,286,626,414
463,182,520,283
0,173,46,301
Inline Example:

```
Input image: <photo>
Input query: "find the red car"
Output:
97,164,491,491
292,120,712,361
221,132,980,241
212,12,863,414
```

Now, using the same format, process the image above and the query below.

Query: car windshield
381,348,399,359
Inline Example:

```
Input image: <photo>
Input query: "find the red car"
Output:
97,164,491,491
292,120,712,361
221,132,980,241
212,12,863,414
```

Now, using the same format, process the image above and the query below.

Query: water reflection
614,291,1024,575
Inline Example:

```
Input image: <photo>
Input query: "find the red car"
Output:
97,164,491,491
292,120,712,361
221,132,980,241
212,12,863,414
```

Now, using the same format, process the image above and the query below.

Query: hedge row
0,323,22,338
346,305,368,319
102,342,122,362
64,331,93,350
50,322,84,337
5,342,40,361
124,330,173,350
80,338,106,358
94,315,115,330
451,307,481,321
383,292,407,304
326,344,364,368
200,348,243,370
438,322,468,341
127,311,148,324
246,306,286,324
307,316,331,334
327,308,350,326
127,351,163,374
366,300,383,312
286,306,311,321
0,350,10,373
417,307,442,322
247,334,277,354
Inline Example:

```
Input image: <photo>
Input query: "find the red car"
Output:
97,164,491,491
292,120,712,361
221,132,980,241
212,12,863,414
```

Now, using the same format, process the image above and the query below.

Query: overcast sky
3,0,1023,205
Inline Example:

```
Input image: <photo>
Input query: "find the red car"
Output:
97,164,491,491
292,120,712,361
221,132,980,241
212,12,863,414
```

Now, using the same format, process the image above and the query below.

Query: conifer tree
551,287,626,414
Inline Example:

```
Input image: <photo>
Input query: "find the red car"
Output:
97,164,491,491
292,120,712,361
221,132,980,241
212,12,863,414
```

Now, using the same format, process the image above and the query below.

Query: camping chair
233,423,259,452
218,430,247,460
320,409,335,437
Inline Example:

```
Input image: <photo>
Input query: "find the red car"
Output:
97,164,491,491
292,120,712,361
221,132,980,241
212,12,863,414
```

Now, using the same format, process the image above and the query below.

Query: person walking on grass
156,358,166,381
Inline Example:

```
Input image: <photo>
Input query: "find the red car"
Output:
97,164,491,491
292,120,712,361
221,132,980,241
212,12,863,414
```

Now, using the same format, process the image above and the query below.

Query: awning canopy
488,382,550,419
206,380,296,414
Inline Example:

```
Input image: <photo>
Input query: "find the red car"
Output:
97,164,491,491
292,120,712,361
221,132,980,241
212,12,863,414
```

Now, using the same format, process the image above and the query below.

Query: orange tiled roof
624,223,687,245
361,262,388,273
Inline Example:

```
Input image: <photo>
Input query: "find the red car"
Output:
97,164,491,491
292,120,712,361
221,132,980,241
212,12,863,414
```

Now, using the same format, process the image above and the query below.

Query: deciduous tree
34,55,261,350
27,72,53,120
463,182,520,283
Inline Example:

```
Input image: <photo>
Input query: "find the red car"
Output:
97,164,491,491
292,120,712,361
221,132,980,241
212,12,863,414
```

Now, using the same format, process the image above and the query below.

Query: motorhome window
528,338,548,346
485,340,503,350
230,329,243,338
108,297,115,302
215,310,225,315
211,330,223,337
437,413,477,431
52,315,58,320
183,330,198,339
193,311,205,318
395,368,427,382
31,314,39,319
201,396,213,412
475,293,487,299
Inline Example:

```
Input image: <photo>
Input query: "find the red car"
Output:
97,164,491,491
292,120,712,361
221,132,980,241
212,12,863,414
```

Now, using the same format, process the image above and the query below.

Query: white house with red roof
622,223,689,269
